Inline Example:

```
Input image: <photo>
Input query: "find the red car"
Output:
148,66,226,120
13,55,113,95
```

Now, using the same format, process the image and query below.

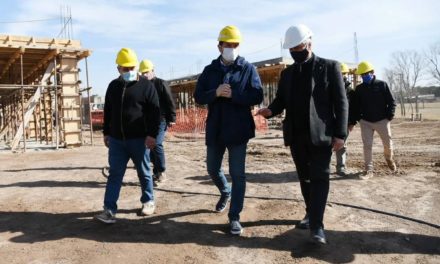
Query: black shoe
215,194,230,212
310,228,327,244
297,214,309,229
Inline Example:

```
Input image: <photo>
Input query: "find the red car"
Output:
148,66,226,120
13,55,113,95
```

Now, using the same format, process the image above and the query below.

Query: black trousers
290,135,332,230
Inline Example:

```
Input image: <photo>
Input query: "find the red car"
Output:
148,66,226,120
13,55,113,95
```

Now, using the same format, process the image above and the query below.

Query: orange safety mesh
168,107,268,140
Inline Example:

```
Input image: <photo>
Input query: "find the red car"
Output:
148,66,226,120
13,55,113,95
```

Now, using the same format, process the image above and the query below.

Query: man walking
257,24,348,244
335,63,354,176
94,48,161,224
139,59,176,186
349,61,397,179
194,25,263,235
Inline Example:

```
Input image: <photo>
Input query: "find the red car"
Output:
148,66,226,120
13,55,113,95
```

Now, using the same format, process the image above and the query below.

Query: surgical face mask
362,73,373,84
222,47,239,62
122,70,137,82
290,48,309,64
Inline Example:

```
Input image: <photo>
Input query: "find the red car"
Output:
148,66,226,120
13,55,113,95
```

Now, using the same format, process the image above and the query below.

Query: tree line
384,41,440,117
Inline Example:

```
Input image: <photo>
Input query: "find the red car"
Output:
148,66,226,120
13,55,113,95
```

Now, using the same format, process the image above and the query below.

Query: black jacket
268,54,348,146
151,77,176,123
349,77,396,124
103,76,160,140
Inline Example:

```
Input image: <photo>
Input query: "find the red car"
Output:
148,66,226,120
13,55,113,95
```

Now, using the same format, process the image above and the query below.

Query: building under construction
167,57,358,134
0,35,91,152
169,57,358,109
169,57,293,110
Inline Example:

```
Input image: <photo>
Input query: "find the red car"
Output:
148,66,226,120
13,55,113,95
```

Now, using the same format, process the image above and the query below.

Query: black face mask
290,48,309,64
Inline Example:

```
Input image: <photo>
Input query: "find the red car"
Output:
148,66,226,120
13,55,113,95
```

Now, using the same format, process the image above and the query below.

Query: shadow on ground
0,209,438,263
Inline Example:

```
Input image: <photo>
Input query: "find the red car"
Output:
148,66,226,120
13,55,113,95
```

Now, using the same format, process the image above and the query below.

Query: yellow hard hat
340,63,349,74
356,61,374,75
116,48,138,67
218,25,242,43
139,59,154,73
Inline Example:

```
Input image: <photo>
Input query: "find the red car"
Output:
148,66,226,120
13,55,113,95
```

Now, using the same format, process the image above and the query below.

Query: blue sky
1,0,439,96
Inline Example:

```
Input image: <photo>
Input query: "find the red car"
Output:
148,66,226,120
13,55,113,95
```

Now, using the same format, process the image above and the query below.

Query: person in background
335,63,354,176
139,59,176,186
349,61,397,180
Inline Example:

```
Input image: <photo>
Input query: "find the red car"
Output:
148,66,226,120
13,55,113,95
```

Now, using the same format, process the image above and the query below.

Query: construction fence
167,107,269,140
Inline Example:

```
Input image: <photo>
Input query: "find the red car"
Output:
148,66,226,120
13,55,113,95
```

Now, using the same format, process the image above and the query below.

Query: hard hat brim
118,61,138,67
218,38,241,43
356,68,373,75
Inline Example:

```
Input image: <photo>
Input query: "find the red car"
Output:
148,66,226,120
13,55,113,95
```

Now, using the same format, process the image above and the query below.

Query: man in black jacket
257,24,348,244
139,59,176,186
94,48,161,224
335,63,354,176
349,61,397,179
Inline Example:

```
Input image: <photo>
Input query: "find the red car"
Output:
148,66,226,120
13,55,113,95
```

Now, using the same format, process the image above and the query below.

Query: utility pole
353,32,359,64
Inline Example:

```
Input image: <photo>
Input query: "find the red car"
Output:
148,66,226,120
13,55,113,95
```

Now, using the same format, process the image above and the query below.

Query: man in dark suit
257,24,348,244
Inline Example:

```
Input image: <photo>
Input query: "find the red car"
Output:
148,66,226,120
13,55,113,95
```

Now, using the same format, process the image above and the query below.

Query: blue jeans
150,120,167,175
104,137,154,213
207,143,247,221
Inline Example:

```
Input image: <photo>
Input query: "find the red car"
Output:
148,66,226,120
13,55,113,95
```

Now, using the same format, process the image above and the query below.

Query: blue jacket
194,56,263,146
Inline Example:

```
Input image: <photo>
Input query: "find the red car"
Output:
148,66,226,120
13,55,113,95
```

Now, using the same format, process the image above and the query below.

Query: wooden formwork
168,57,292,109
0,35,91,151
168,57,359,110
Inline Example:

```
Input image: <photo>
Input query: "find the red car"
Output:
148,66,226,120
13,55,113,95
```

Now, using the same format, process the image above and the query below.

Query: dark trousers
290,135,332,230
150,120,167,175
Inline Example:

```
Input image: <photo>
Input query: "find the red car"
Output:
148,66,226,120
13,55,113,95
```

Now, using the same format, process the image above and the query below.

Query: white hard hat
282,24,313,49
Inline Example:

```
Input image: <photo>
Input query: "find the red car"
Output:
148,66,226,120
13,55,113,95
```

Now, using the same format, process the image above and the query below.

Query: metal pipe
20,53,26,152
78,86,83,144
85,57,93,145
38,86,43,144
0,84,63,88
54,56,59,149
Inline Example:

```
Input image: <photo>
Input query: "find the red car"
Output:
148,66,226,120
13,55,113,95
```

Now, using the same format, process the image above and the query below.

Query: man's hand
145,136,156,149
255,108,272,118
332,137,345,152
348,125,354,132
104,136,110,148
216,84,232,98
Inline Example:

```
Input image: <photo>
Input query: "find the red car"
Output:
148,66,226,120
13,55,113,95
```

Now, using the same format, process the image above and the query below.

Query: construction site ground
0,118,439,264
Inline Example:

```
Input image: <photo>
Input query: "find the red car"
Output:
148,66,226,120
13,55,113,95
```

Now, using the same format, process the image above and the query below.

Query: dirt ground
0,119,439,264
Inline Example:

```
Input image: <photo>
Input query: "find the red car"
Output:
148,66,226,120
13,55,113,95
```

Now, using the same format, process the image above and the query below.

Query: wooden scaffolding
0,35,92,151
168,57,293,109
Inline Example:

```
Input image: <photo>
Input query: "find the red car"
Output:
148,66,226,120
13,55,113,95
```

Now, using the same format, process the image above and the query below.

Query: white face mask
222,47,239,62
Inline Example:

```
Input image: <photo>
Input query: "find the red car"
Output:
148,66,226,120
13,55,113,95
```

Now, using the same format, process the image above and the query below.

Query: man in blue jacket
194,25,263,235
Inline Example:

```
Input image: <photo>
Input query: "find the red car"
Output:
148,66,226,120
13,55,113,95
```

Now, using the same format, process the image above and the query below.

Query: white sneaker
360,170,374,180
140,201,155,216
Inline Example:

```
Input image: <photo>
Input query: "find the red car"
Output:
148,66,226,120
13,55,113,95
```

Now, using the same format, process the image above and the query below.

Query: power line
0,18,58,24
243,42,279,56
